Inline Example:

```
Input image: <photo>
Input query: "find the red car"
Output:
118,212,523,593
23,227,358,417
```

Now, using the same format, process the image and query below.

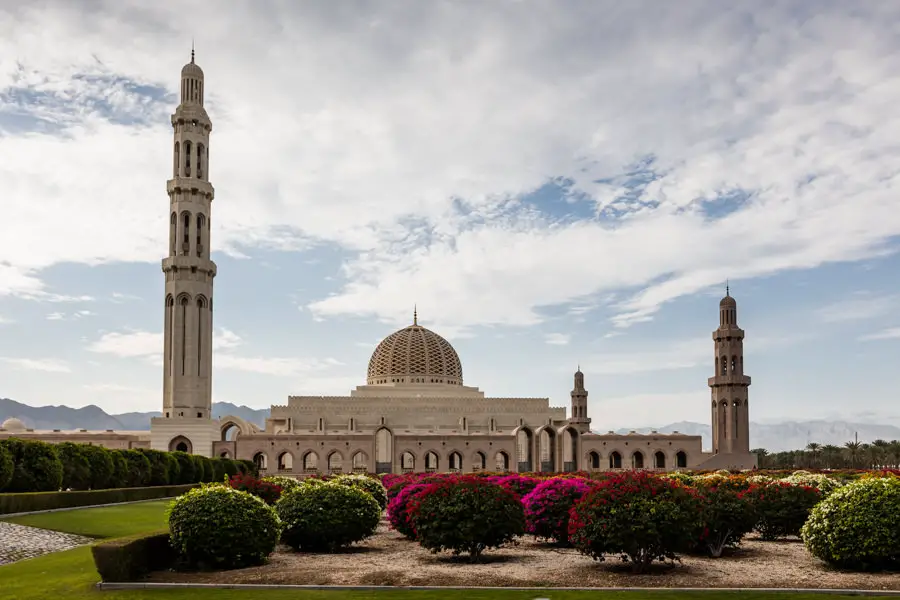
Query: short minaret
708,285,751,455
152,52,218,456
569,366,591,433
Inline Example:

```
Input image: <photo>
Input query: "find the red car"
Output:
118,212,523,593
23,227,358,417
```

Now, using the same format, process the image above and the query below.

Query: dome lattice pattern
367,325,463,386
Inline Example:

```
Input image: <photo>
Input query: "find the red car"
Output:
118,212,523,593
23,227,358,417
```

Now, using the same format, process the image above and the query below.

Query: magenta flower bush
522,477,598,545
486,473,539,498
387,482,430,539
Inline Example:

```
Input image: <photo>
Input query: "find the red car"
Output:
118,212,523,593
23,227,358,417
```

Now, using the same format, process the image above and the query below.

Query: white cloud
86,327,340,376
0,315,12,325
46,312,65,320
859,327,900,342
0,357,71,373
1,3,900,333
544,333,570,346
816,293,897,323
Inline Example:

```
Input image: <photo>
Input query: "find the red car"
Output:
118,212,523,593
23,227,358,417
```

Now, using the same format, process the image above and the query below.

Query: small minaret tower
569,366,591,433
152,51,217,456
708,285,751,455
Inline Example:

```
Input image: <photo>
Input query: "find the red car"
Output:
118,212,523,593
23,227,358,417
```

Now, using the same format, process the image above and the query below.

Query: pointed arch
174,141,180,177
587,450,601,470
448,450,463,472
675,450,688,469
562,426,579,472
514,426,534,472
472,451,487,472
609,450,622,469
302,450,319,472
536,426,557,472
374,427,394,474
494,450,510,472
424,450,439,472
327,450,344,474
168,435,192,453
632,450,645,470
351,450,368,473
400,450,416,472
253,451,268,471
654,450,666,469
183,140,192,177
277,451,294,472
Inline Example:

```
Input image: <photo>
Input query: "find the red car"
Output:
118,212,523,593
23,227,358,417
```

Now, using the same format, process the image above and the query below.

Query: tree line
752,438,900,470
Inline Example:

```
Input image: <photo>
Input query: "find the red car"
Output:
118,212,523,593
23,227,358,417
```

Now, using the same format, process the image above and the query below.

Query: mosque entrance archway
516,428,533,472
539,428,556,472
374,428,393,474
563,427,578,472
169,436,192,453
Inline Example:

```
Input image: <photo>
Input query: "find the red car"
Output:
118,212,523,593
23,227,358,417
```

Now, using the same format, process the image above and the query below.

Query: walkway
0,522,92,565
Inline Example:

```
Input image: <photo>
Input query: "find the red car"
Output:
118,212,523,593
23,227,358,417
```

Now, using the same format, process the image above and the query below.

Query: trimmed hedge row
0,437,258,494
0,483,198,515
91,529,176,582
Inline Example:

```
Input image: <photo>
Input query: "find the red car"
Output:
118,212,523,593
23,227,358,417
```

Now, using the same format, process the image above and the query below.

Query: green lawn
0,501,870,600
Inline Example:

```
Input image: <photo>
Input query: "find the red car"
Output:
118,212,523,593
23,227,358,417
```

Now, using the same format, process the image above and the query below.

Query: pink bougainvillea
386,482,430,539
522,477,598,544
485,473,540,498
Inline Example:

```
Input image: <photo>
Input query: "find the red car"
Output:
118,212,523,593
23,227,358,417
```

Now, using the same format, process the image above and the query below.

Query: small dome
1,417,26,431
181,61,204,78
720,294,736,307
367,321,463,386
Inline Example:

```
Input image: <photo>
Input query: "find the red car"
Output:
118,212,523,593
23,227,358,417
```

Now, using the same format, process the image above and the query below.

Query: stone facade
0,56,757,473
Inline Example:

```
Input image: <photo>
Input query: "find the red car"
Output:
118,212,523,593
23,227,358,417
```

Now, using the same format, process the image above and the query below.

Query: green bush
743,481,823,540
0,442,15,491
91,529,175,582
170,451,197,485
191,455,213,483
118,450,152,488
331,473,388,510
407,476,525,561
223,459,239,478
168,485,281,569
276,482,380,552
80,445,115,490
57,442,93,491
0,484,197,515
109,450,129,488
801,477,900,570
238,459,258,477
569,471,703,573
138,449,180,486
694,483,758,557
0,438,63,492
262,475,302,494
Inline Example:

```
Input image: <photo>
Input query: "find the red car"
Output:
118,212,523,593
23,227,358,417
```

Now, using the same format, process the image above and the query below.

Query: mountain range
1,398,898,452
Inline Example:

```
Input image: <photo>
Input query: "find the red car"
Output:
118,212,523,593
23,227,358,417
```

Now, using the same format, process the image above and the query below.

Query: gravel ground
0,522,92,565
145,519,899,589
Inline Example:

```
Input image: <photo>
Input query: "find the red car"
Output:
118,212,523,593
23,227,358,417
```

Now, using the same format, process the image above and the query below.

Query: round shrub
743,481,823,540
118,449,152,487
57,442,93,490
1,438,63,492
332,474,388,510
170,451,197,485
0,442,13,491
407,476,525,561
781,472,841,496
262,475,302,494
568,471,703,573
522,477,597,545
693,482,758,557
801,477,900,570
108,449,129,488
78,445,115,490
276,482,381,552
486,473,539,498
168,485,281,569
228,473,282,505
387,482,429,539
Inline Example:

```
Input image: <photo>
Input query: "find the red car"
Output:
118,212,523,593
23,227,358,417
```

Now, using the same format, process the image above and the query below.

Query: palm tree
888,440,900,468
806,442,822,468
821,444,842,469
844,440,862,468
871,439,890,469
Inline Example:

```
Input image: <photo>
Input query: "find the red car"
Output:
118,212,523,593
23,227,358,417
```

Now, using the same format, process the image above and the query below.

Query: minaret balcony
708,374,751,387
162,256,217,276
167,178,214,196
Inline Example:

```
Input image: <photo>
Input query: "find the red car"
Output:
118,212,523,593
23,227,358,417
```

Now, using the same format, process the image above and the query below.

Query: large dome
367,319,463,386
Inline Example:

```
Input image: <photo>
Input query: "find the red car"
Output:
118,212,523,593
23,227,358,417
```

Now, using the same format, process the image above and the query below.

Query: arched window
196,214,205,256
424,451,439,472
654,451,666,469
448,451,462,472
401,451,416,471
180,296,189,375
676,451,688,468
721,356,727,375
588,451,600,470
169,212,177,255
351,451,367,472
253,452,267,471
182,212,191,250
731,355,737,374
609,451,622,469
733,399,741,438
302,451,318,472
327,451,343,474
197,143,205,179
277,452,293,472
473,451,486,472
174,142,180,177
184,140,192,177
632,451,645,470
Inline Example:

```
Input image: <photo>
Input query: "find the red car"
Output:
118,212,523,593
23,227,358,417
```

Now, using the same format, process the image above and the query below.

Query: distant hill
1,397,897,452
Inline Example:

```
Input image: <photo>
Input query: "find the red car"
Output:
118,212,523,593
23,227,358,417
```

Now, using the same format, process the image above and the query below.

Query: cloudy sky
0,1,899,429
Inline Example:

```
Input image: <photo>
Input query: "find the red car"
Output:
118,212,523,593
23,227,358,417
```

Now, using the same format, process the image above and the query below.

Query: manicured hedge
91,529,176,582
0,483,197,515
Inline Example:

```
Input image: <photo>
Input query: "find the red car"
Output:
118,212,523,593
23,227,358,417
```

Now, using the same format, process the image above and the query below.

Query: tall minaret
161,51,216,427
708,285,751,455
569,367,591,433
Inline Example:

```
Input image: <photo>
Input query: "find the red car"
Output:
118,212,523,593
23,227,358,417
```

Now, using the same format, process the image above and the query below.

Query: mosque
0,56,757,473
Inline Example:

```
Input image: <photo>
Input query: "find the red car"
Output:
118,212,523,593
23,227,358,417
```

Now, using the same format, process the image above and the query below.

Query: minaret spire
726,279,730,296
191,39,195,64
413,305,418,326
